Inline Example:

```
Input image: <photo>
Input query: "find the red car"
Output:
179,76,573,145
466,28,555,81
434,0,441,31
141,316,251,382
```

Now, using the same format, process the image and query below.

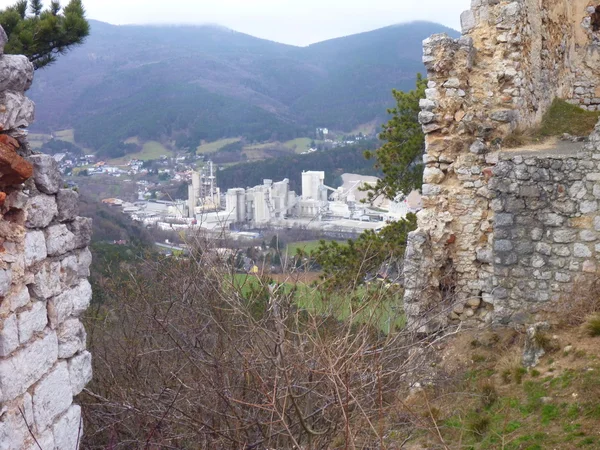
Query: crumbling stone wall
0,26,93,449
404,1,600,331
488,129,600,321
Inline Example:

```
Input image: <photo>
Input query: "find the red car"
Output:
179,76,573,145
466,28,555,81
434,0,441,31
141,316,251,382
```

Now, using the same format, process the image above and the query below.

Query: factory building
187,161,221,218
299,171,328,219
225,178,298,224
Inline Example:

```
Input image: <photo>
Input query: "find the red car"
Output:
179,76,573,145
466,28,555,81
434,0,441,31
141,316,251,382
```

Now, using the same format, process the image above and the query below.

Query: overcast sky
0,0,471,46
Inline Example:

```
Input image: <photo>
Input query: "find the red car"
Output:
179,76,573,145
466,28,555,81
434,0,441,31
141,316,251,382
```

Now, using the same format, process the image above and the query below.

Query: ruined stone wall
0,27,93,449
488,130,600,321
404,1,600,331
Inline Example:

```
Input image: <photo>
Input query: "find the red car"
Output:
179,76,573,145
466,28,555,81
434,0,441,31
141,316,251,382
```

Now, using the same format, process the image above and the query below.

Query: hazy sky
0,0,471,46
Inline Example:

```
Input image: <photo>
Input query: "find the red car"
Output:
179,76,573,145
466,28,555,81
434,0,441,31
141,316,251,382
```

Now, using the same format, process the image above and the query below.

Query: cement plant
104,161,422,239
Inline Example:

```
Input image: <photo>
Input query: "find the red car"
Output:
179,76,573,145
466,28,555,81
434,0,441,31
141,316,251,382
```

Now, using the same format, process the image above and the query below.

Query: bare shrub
82,233,450,449
556,279,600,327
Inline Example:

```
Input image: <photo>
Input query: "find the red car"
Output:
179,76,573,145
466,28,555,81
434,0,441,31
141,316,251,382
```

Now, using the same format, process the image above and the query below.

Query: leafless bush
556,279,600,327
82,234,457,449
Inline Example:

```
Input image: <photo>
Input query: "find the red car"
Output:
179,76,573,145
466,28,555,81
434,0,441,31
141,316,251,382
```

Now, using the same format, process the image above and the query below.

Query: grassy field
197,138,241,154
54,129,76,144
229,273,403,334
28,132,48,149
125,136,141,145
286,240,346,256
109,141,173,164
284,137,312,154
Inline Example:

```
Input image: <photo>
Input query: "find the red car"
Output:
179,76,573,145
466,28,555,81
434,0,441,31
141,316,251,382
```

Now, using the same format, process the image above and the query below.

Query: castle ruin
405,0,600,331
0,26,93,449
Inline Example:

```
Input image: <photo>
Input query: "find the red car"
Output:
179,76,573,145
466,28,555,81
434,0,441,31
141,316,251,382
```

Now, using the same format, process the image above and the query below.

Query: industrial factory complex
106,162,422,237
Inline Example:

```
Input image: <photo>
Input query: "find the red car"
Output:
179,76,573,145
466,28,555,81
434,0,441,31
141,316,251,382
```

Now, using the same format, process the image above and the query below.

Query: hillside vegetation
218,138,381,191
27,20,459,157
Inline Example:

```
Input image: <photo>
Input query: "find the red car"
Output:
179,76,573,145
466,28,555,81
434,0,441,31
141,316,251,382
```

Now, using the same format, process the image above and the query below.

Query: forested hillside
28,20,458,156
218,139,380,191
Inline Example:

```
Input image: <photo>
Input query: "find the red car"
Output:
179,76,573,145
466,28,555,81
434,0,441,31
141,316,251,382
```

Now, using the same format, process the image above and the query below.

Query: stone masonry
404,1,600,331
489,129,600,322
0,26,93,449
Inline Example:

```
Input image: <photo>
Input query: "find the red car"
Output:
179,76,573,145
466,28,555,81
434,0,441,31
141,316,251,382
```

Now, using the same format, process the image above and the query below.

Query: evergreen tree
363,74,426,202
315,76,426,288
0,0,89,69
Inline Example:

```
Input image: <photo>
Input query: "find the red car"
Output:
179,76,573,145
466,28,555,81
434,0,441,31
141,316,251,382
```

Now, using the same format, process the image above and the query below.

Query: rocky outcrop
0,25,92,449
404,1,600,331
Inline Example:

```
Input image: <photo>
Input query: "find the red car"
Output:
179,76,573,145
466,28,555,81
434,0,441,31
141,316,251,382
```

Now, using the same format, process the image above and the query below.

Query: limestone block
555,272,571,283
421,184,442,196
422,123,442,134
423,167,445,184
18,301,47,344
25,194,57,229
443,77,460,88
0,91,34,131
60,248,92,285
418,111,436,124
460,9,476,33
67,217,92,249
24,230,47,267
68,351,92,396
580,200,598,214
44,224,76,257
541,213,564,227
30,261,62,299
495,213,514,226
0,314,18,357
490,109,515,123
24,430,54,450
535,242,552,256
58,318,87,359
0,331,58,402
419,98,436,111
5,190,28,210
27,154,62,195
0,55,34,92
53,405,82,450
0,400,31,450
553,230,577,243
586,173,600,181
494,240,513,252
76,248,92,277
573,243,592,258
48,279,92,328
470,139,487,154
580,230,597,242
0,269,12,297
59,255,79,288
56,188,78,222
5,285,29,313
71,279,92,317
32,361,73,432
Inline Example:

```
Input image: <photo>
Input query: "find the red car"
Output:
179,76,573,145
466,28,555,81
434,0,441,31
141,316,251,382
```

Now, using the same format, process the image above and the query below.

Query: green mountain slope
28,20,459,155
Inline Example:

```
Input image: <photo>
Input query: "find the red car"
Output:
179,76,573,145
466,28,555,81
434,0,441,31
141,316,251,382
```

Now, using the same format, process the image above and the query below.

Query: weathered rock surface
27,154,62,194
0,138,32,186
403,0,600,331
0,23,92,449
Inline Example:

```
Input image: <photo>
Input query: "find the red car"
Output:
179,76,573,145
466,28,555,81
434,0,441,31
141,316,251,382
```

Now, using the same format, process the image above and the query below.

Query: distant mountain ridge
28,20,459,157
